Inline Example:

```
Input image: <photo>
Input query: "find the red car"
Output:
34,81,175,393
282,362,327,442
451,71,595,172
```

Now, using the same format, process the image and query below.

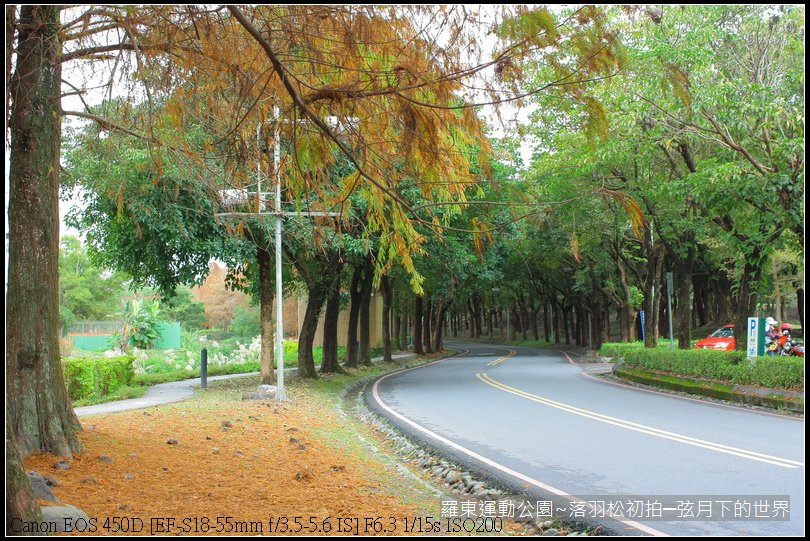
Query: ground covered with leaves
25,365,524,536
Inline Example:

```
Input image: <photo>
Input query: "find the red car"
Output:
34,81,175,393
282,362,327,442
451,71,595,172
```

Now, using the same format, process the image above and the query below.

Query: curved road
368,342,804,536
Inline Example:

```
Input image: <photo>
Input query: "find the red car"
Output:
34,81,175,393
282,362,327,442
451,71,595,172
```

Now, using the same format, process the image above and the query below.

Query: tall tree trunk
399,312,408,351
543,304,550,342
552,300,562,344
358,262,374,365
432,300,449,352
796,287,804,335
7,5,81,458
658,284,669,338
508,304,518,341
298,283,327,378
470,295,484,338
257,248,275,384
344,266,362,367
6,408,44,535
771,265,785,324
733,262,763,352
320,262,343,374
675,253,694,349
618,306,630,342
381,275,393,362
413,295,424,354
616,256,636,341
520,301,529,341
563,307,571,345
5,5,17,139
422,298,433,353
644,246,664,347
392,297,401,351
692,274,708,327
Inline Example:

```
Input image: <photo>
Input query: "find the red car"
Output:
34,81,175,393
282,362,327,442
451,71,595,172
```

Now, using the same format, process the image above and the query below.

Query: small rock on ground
26,471,60,502
40,505,91,532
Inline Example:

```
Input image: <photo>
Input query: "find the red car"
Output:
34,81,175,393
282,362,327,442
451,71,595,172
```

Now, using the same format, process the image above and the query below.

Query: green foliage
59,235,128,326
230,304,261,338
520,5,803,345
161,286,207,329
59,304,77,332
599,341,647,358
63,117,252,296
123,299,164,348
62,355,135,401
627,286,644,310
128,338,344,387
600,343,804,390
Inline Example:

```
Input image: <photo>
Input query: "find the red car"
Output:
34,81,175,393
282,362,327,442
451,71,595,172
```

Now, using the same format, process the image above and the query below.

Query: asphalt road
368,342,805,536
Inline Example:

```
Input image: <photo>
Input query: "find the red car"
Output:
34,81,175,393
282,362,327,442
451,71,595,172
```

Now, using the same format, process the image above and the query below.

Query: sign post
747,317,766,358
639,310,646,342
666,272,674,349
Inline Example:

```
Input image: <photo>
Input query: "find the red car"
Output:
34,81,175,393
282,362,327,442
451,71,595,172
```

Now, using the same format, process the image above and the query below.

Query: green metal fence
67,320,182,351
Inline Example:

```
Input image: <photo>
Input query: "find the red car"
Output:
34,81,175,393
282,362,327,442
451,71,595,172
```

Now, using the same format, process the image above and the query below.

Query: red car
694,324,735,350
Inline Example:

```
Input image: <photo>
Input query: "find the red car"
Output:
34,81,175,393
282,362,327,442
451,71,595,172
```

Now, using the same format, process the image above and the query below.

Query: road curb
612,365,804,414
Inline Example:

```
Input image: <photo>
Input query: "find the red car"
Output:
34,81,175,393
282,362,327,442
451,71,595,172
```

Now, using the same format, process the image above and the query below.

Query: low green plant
72,385,146,407
62,355,135,401
123,299,164,348
600,343,804,390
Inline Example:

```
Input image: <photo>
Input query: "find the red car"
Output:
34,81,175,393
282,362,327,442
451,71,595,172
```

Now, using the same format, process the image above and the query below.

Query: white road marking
371,350,669,536
478,373,803,469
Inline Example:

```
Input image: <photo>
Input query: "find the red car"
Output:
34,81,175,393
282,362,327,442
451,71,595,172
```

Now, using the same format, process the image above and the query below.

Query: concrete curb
612,365,804,414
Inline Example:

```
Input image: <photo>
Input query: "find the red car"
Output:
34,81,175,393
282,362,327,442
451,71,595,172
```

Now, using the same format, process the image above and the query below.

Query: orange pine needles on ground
25,379,431,536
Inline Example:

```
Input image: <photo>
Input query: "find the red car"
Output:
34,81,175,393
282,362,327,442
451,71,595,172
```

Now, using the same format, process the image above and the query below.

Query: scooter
779,339,804,357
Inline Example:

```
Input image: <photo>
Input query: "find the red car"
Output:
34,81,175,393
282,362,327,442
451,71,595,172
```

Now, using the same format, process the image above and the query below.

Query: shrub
600,343,804,390
599,342,646,358
62,355,135,401
123,299,164,348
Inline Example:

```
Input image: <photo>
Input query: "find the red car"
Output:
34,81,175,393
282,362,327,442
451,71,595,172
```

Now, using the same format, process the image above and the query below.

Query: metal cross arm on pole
215,211,342,218
215,108,357,401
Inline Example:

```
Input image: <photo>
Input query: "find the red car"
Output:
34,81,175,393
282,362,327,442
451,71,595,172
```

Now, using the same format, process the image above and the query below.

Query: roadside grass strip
477,373,804,470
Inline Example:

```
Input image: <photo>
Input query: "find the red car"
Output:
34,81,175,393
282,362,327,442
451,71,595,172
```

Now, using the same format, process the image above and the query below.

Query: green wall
69,334,115,351
68,321,182,351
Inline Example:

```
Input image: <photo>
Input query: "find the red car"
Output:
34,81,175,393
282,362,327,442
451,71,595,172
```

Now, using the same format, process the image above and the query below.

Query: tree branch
227,5,417,215
699,108,775,176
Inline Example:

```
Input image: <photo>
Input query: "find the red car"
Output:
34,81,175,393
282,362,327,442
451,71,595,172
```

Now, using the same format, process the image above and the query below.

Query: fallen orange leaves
25,384,428,536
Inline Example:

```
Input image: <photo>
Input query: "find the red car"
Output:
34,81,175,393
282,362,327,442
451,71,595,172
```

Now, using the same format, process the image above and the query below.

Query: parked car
694,324,735,350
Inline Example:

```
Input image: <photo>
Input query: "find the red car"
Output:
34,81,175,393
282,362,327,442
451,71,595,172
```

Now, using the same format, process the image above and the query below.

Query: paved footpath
76,352,417,417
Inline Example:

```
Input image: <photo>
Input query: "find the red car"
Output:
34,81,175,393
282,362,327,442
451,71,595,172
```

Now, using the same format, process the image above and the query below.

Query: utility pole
217,108,347,400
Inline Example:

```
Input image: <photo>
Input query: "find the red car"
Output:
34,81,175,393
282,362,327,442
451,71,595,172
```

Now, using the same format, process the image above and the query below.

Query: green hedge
63,356,135,401
599,342,647,358
599,343,804,390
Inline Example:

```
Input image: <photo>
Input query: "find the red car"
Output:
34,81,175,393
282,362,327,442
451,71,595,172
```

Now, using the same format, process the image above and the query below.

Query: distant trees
58,236,129,329
190,263,250,331
161,286,207,330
